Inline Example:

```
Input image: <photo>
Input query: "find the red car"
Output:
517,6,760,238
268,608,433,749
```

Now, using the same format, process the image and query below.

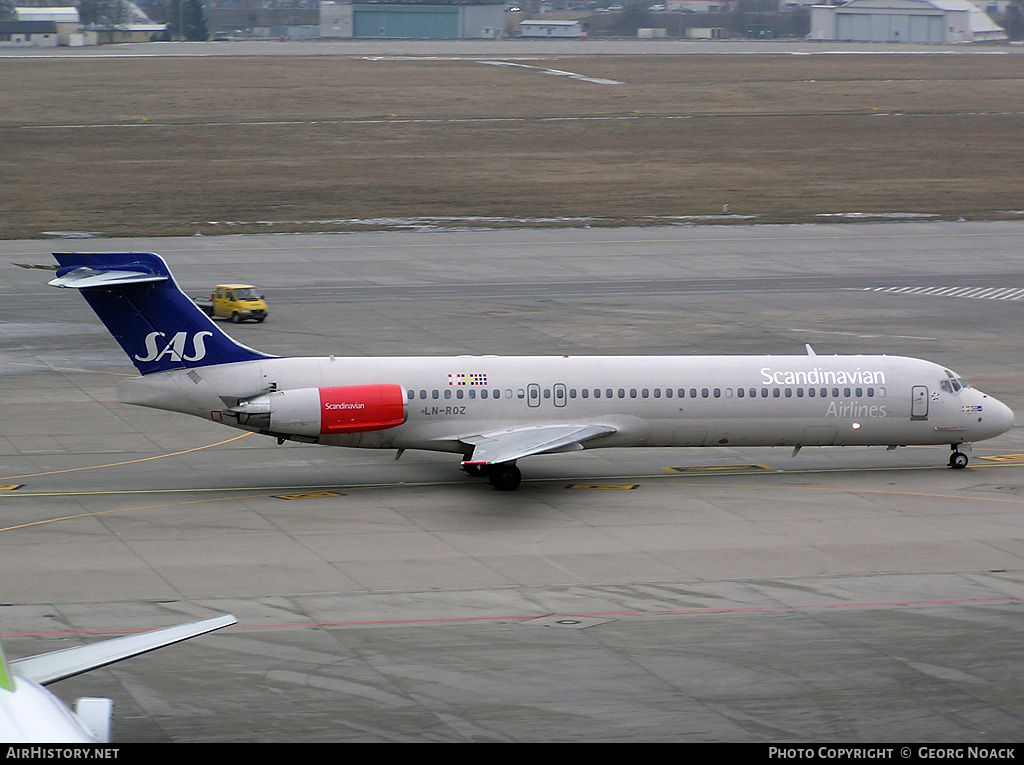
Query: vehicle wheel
231,313,241,324
487,463,522,491
949,452,969,469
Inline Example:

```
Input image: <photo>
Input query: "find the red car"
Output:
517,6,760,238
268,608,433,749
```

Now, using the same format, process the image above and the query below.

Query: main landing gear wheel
487,463,522,491
949,448,969,469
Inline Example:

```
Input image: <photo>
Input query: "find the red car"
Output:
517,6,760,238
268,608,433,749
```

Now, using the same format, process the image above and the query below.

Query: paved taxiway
6,38,1024,58
1,222,1023,742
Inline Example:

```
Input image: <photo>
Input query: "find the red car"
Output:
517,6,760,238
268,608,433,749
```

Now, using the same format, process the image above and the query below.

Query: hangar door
837,11,943,42
353,6,459,38
908,14,944,42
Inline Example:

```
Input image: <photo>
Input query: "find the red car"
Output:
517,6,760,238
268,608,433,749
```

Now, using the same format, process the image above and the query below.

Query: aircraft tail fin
50,252,273,375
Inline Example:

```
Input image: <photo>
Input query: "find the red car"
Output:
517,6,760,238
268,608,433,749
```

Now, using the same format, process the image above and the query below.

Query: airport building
320,0,506,39
0,20,59,46
4,4,167,46
810,0,1007,43
519,19,584,37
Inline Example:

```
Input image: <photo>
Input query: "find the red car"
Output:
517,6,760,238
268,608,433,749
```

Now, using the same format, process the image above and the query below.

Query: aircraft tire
950,452,969,469
488,464,522,491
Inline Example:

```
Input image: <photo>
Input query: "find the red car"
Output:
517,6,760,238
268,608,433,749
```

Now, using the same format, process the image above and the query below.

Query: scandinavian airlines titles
760,367,887,386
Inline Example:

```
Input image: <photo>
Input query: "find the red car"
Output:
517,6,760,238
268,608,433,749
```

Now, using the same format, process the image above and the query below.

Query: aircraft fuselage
118,353,1012,455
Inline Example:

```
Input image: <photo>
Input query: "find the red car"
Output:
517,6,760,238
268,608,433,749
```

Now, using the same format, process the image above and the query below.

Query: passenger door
911,385,929,420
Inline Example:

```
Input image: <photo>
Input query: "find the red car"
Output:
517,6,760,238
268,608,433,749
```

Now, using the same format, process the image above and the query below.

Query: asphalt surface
1,222,1023,742
3,38,1024,58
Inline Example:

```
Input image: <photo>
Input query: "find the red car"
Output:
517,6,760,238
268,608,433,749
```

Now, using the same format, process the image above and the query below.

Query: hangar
320,0,505,39
810,0,1007,43
0,20,58,47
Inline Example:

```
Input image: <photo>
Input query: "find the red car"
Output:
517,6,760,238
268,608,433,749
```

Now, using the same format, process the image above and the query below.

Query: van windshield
234,288,260,300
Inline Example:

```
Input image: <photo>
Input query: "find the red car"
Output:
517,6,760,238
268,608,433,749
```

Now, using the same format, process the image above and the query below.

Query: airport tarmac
1,222,1023,742
4,38,1024,59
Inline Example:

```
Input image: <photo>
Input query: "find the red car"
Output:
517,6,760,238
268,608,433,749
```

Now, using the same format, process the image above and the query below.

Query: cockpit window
943,369,968,392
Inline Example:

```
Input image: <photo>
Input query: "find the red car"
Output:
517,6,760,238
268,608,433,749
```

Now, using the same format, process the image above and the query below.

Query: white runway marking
865,286,1024,301
476,59,622,85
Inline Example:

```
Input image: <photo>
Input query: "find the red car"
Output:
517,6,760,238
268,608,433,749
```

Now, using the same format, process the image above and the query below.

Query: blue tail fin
51,252,273,375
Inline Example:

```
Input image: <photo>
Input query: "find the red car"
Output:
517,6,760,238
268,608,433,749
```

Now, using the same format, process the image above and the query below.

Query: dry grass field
1,54,1022,238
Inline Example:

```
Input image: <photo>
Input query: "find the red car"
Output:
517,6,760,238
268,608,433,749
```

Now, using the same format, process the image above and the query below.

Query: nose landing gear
949,446,969,469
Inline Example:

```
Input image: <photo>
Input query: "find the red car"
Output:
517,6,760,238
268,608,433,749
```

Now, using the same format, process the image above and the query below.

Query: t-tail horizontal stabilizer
50,252,273,375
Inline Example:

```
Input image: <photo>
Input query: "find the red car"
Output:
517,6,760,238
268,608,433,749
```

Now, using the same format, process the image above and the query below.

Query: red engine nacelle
231,384,406,437
318,384,406,434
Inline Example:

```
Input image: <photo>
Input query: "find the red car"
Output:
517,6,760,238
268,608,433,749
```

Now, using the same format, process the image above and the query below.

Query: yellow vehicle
195,284,267,323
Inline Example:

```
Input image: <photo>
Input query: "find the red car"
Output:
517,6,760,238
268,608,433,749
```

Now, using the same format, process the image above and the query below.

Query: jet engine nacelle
232,384,406,437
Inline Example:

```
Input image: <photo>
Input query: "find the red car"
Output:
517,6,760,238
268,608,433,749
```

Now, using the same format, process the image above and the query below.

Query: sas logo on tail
135,331,213,363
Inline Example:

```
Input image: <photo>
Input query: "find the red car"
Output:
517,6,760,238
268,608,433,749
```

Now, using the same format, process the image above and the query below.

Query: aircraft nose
992,397,1015,435
975,393,1015,439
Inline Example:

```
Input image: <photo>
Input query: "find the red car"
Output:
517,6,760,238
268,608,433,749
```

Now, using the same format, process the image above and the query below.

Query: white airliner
0,614,235,742
49,252,1014,490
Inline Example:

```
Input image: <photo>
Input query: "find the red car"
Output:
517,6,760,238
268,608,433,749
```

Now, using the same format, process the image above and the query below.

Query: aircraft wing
461,424,616,466
10,615,236,686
